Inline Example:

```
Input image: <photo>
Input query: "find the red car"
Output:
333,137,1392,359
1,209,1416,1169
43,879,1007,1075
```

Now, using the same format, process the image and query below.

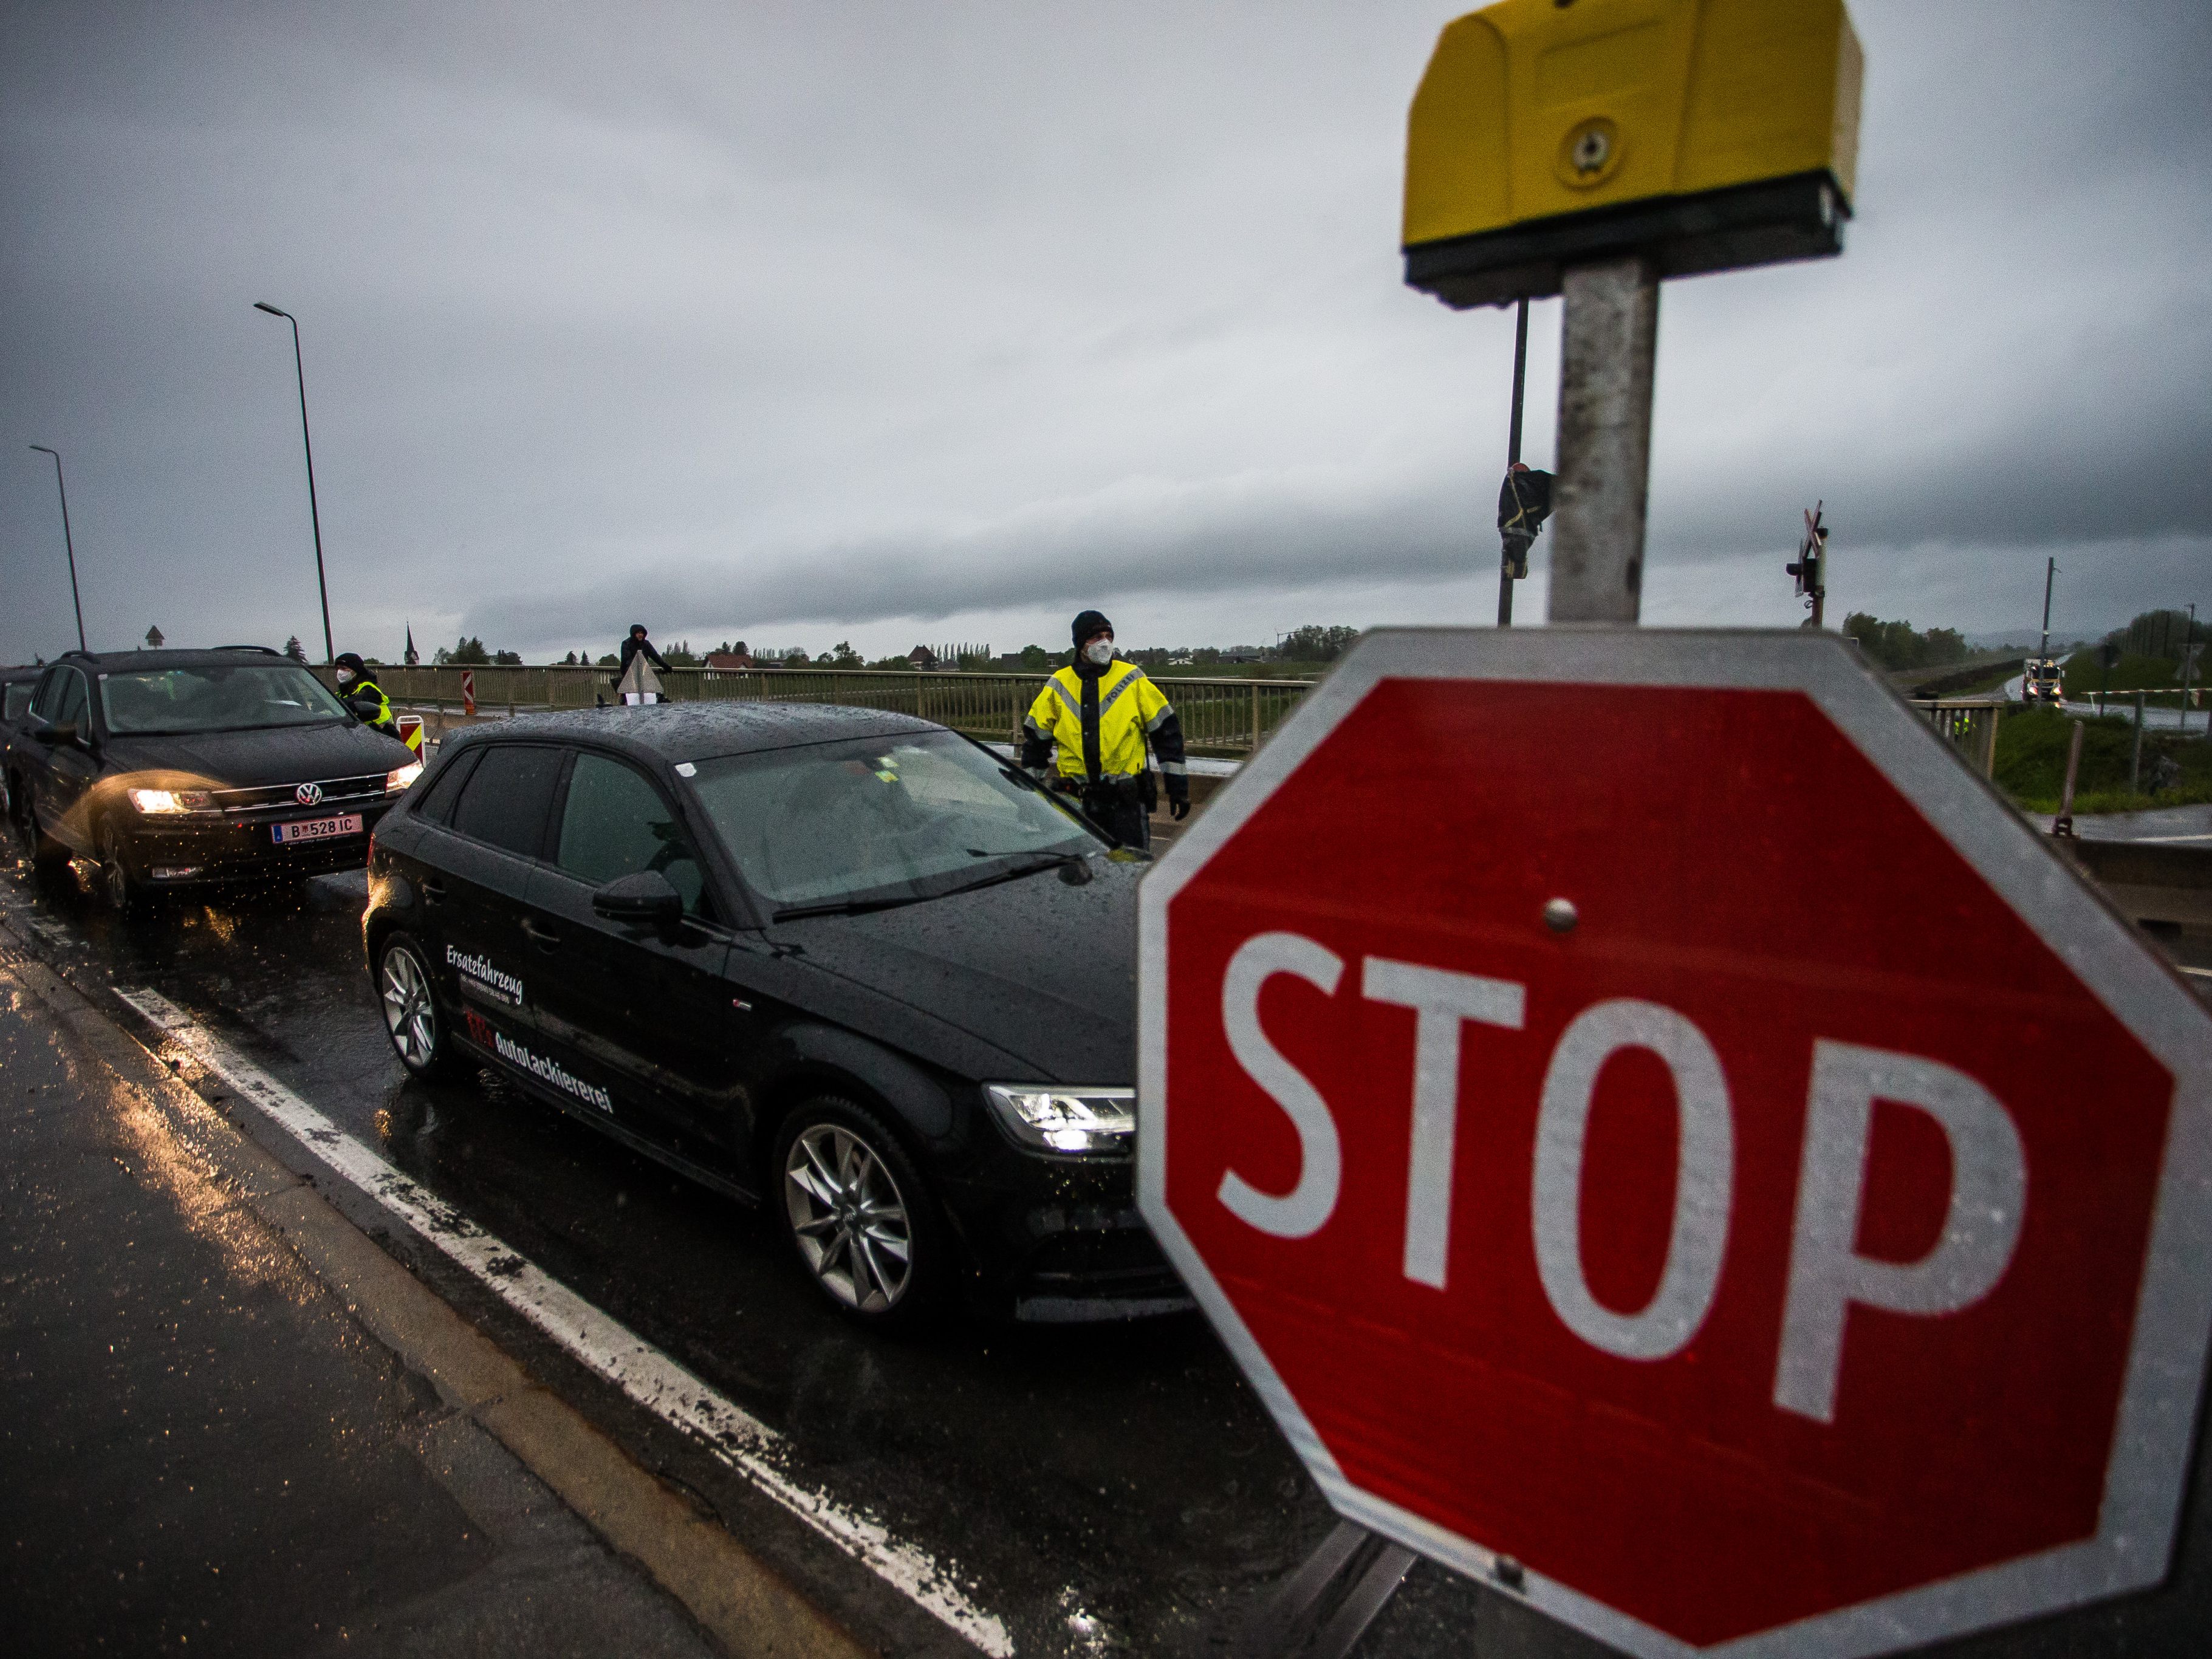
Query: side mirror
591,869,684,924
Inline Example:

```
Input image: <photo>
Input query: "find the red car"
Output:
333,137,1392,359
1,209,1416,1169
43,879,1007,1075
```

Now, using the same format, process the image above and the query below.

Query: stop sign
1139,629,2212,1657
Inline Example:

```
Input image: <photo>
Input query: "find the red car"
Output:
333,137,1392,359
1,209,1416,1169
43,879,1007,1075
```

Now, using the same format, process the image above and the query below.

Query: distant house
703,648,753,674
906,646,939,671
1219,645,1263,664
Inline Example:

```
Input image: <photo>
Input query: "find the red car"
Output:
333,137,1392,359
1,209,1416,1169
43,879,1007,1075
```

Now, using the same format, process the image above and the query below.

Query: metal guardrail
1909,696,2004,778
323,663,1318,758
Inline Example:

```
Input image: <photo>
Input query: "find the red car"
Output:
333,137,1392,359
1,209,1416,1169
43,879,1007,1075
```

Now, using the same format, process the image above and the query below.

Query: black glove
1169,797,1190,821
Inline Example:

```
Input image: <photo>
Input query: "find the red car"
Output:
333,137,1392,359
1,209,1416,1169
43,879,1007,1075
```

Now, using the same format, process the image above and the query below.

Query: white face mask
1083,638,1115,666
335,668,355,685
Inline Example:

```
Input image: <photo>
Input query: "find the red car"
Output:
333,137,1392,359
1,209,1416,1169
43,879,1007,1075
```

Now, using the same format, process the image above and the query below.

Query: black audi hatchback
5,647,420,909
363,702,1183,1327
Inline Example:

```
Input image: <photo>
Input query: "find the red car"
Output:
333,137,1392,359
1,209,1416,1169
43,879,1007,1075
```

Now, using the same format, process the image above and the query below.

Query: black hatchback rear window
409,747,481,827
449,745,565,860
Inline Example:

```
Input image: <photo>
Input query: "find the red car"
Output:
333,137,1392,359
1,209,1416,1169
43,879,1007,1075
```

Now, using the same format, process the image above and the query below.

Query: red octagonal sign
1139,630,2212,1657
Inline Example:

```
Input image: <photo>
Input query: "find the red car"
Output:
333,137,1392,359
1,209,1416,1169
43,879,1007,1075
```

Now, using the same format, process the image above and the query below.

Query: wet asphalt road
0,853,1531,1659
0,973,724,1658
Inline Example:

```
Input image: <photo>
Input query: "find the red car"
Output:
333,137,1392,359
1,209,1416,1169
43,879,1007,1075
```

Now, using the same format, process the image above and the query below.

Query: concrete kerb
0,939,868,1659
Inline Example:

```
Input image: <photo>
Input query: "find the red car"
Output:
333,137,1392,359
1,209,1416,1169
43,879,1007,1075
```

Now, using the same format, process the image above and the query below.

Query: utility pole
2037,556,2057,667
1499,297,1530,627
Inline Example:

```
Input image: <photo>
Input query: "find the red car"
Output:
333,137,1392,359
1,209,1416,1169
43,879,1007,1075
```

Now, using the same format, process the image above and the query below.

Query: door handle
521,915,561,953
421,877,447,905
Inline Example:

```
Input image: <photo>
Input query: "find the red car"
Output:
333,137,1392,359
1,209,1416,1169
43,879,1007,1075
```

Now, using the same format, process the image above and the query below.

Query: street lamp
27,445,87,652
253,301,334,664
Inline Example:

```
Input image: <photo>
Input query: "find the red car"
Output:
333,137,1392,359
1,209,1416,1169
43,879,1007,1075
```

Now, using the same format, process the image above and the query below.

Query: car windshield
685,730,1101,909
98,662,352,735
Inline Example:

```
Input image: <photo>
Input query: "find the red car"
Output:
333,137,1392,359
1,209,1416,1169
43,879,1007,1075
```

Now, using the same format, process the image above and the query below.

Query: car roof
448,700,945,763
53,647,304,672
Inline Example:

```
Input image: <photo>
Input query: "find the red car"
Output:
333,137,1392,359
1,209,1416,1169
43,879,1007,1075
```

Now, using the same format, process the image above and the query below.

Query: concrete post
2131,693,2145,792
1547,255,1659,623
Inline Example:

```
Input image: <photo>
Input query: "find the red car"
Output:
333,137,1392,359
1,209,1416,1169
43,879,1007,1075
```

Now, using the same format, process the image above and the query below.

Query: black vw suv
362,702,1184,1328
6,647,420,909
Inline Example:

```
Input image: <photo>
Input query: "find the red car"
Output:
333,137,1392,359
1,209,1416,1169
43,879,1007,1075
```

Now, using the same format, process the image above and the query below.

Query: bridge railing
330,663,1319,758
1909,696,2005,778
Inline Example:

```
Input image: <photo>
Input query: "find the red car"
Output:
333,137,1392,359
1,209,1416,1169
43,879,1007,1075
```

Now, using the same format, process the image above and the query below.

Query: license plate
272,813,364,844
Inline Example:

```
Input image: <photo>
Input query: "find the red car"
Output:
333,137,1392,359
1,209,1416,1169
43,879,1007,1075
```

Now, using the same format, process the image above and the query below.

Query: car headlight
984,1084,1135,1155
128,787,214,814
385,762,423,792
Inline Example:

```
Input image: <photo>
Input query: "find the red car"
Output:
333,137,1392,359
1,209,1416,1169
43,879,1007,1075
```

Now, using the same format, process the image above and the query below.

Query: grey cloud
6,2,2210,668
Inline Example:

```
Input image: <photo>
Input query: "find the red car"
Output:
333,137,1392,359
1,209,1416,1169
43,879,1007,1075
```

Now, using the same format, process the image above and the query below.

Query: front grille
209,772,389,815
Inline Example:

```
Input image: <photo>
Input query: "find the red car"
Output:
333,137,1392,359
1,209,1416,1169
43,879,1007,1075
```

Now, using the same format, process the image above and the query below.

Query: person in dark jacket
333,652,399,737
1019,609,1188,850
619,624,669,676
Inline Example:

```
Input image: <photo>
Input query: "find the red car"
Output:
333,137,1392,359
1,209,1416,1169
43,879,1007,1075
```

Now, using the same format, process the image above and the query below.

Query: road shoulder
0,944,867,1659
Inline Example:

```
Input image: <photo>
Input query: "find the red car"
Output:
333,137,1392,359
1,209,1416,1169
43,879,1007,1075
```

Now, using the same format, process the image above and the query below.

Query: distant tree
595,653,618,667
284,635,306,662
2109,609,2207,662
491,649,522,666
831,641,861,666
1018,644,1053,671
1279,624,1360,663
437,635,491,666
561,650,579,665
1840,614,1968,672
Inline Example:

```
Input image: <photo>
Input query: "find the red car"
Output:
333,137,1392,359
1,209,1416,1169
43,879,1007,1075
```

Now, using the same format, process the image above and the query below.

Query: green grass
1995,707,2212,813
2061,649,2197,698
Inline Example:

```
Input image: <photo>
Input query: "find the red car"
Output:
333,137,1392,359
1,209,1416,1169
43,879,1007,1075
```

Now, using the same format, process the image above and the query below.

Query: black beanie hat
335,652,367,676
1072,610,1113,650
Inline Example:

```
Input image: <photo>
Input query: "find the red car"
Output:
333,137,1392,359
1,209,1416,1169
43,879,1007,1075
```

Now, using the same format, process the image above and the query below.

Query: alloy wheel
98,823,134,913
783,1123,915,1313
381,945,438,1069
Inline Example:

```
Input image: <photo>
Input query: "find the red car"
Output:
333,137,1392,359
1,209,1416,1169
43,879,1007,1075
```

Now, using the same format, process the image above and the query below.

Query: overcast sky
4,1,2207,666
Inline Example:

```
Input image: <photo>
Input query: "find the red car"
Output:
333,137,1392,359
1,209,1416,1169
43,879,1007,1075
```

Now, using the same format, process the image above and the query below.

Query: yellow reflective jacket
1021,660,1187,798
348,676,397,735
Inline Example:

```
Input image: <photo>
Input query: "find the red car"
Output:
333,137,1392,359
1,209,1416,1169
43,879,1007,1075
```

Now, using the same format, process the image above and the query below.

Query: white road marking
114,985,1015,1657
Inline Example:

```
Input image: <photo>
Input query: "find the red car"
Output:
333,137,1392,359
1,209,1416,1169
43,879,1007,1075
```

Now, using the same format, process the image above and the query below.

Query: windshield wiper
772,892,936,923
939,850,1094,895
771,851,1094,923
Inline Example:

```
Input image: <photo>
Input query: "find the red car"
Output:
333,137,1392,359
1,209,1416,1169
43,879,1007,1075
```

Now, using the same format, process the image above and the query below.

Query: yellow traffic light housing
1404,0,1862,308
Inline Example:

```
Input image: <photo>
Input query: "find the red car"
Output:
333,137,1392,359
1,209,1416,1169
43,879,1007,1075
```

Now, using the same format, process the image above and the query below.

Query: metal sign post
1546,255,1659,623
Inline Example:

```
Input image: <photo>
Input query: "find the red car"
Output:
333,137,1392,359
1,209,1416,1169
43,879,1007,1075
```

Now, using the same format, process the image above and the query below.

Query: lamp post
27,445,87,652
253,301,334,665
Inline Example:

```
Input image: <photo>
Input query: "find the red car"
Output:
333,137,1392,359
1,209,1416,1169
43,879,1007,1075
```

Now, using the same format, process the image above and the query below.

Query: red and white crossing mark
1139,629,2212,1658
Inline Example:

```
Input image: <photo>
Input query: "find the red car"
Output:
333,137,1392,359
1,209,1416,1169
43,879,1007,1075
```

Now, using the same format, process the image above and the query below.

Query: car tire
96,818,153,916
376,932,462,1079
775,1097,949,1330
16,782,70,880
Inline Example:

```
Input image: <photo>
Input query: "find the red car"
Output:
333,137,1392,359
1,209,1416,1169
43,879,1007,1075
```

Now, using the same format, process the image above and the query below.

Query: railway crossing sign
1139,628,2212,1658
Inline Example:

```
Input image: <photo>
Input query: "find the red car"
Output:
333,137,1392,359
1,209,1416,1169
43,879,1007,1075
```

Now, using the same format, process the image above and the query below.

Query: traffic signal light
1498,465,1553,580
1787,504,1827,596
